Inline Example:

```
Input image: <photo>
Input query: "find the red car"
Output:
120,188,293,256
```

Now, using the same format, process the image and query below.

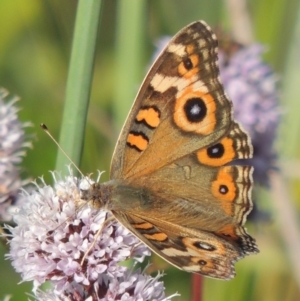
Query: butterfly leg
80,212,114,265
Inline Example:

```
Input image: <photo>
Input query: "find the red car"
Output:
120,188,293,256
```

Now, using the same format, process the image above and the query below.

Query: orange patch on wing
174,86,216,135
212,167,236,215
133,222,153,230
197,137,235,166
144,232,168,241
186,44,195,54
127,133,148,151
136,107,160,128
217,224,238,240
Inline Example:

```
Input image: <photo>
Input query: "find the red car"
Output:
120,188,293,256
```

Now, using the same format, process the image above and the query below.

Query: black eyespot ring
193,241,216,251
207,143,225,158
183,98,207,123
219,185,229,194
183,57,193,70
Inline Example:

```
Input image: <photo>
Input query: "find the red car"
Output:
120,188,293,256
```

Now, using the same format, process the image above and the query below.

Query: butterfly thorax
81,180,148,212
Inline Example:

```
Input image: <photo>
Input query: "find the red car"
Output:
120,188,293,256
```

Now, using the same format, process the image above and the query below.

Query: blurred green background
1,0,300,300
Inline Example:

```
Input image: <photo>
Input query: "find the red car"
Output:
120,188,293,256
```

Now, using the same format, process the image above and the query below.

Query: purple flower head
0,89,32,222
6,169,176,301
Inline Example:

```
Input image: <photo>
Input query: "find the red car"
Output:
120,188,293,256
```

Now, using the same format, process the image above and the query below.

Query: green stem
56,0,103,173
113,0,146,131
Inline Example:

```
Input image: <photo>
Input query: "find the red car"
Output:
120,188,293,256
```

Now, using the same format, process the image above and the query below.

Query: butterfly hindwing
113,213,241,279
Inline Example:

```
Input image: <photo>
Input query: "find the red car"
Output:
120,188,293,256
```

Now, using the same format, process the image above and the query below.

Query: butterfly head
80,182,112,210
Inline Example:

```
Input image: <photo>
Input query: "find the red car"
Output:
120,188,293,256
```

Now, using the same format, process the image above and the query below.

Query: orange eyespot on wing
196,121,253,167
210,165,253,222
212,166,236,207
197,137,235,166
178,54,200,79
174,87,217,135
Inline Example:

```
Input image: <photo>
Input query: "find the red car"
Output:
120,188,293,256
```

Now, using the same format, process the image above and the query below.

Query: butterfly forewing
110,21,233,180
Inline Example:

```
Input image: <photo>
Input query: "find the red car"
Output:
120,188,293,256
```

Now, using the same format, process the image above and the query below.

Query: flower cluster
0,89,31,222
6,171,176,301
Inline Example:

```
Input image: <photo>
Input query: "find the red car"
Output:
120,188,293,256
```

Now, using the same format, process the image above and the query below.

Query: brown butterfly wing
113,214,249,279
110,123,258,279
110,21,233,180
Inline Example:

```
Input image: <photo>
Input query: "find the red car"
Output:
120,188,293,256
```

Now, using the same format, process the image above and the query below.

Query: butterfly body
87,20,258,280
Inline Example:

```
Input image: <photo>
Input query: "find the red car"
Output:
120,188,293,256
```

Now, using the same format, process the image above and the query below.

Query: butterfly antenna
40,123,85,178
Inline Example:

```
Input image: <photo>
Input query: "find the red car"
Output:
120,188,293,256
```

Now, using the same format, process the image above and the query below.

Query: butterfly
85,20,259,280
